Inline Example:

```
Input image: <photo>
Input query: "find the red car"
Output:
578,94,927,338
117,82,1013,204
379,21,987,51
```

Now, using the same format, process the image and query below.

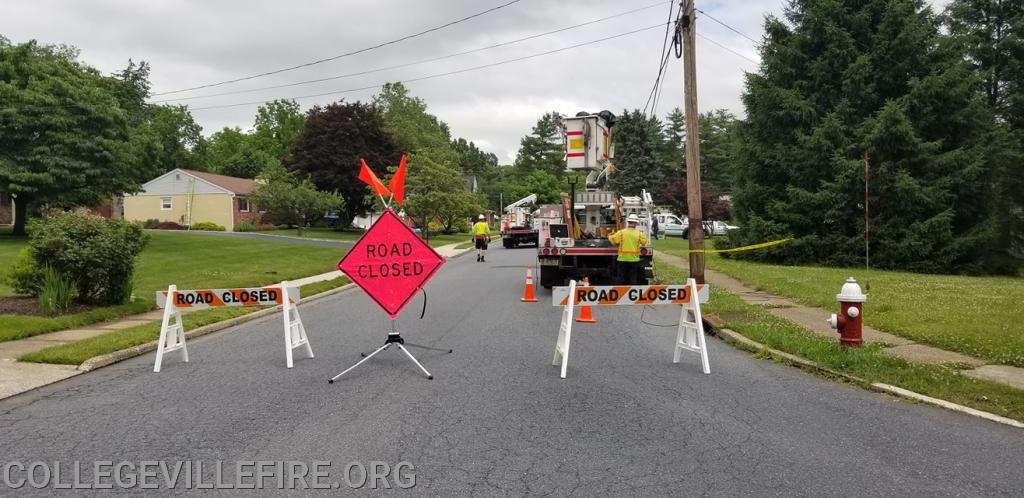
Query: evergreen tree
730,0,998,273
514,112,565,178
696,110,739,194
945,0,1024,261
608,109,664,197
658,107,686,182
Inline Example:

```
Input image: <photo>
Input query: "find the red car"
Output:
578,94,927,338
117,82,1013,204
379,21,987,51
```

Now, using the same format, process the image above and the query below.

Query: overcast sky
3,0,952,163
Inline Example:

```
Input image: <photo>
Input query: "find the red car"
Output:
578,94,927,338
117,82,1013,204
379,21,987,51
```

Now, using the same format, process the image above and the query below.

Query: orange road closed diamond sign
337,209,445,318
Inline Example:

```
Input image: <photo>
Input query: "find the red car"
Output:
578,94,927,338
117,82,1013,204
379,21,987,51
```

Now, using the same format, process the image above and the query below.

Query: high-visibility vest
473,221,490,238
608,228,647,262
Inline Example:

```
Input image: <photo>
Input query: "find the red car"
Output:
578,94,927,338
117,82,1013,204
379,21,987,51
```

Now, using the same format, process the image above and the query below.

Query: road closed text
356,242,426,279
552,284,708,306
575,286,691,304
176,289,281,306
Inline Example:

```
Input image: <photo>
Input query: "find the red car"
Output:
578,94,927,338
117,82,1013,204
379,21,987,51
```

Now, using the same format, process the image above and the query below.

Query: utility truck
500,193,539,248
535,111,654,288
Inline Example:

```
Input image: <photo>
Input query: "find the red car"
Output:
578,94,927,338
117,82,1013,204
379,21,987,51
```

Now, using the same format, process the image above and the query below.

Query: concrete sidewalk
655,252,1024,392
0,242,471,401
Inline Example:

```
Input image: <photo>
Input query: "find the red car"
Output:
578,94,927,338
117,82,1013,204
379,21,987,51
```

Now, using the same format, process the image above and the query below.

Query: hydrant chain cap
837,277,867,302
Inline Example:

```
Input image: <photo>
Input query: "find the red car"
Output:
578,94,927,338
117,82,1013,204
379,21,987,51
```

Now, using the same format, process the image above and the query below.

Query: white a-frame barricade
551,280,576,378
153,282,311,372
281,282,314,368
154,284,187,373
551,279,710,378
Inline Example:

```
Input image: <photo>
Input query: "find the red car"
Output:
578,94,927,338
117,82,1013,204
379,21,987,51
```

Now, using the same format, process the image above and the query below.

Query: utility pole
681,0,704,283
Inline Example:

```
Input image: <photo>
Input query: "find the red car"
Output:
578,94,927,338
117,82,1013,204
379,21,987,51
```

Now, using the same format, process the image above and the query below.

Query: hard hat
626,214,639,224
478,214,485,220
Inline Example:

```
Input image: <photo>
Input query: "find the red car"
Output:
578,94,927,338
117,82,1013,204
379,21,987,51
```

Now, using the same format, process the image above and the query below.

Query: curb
710,324,1024,429
77,281,355,372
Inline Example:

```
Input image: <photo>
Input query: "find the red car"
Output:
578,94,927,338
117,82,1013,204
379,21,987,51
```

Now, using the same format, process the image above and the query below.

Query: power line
152,0,527,96
189,22,668,112
642,0,676,117
694,7,759,45
153,1,666,104
697,33,758,65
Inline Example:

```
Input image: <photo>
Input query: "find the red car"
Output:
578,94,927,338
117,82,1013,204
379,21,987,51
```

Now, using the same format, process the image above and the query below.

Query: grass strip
1,231,348,342
653,237,1024,367
655,257,1024,422
0,300,155,342
19,278,348,366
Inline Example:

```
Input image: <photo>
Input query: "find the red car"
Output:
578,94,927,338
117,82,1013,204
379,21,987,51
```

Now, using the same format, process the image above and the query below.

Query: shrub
190,221,226,231
154,221,185,230
452,218,471,234
3,247,44,296
234,221,259,232
28,212,149,305
37,266,76,315
143,218,160,229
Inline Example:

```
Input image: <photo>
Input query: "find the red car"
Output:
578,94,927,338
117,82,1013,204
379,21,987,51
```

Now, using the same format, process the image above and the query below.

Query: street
1,246,1021,496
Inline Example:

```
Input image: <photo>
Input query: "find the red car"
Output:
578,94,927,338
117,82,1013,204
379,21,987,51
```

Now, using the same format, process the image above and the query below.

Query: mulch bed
0,296,93,316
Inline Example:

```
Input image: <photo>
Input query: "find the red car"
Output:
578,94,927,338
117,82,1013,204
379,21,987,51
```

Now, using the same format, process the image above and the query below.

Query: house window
238,197,250,213
161,197,172,210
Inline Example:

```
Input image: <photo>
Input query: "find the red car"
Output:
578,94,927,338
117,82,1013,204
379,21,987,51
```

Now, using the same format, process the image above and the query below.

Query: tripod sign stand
329,320,451,382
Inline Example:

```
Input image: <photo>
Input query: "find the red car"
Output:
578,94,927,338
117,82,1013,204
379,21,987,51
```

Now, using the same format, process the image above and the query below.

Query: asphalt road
1,246,1021,496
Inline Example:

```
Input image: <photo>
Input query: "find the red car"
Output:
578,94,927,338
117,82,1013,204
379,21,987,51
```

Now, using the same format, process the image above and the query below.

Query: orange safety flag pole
358,158,392,198
389,154,407,205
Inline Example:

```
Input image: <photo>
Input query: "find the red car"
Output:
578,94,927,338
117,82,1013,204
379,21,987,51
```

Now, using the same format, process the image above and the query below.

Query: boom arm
504,194,537,213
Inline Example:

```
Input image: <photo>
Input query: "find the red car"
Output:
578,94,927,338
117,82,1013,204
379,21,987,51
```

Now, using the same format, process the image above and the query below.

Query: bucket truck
501,193,539,248
535,111,654,288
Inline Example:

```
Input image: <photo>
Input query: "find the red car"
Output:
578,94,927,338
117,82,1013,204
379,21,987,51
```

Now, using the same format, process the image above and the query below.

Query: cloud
3,0,953,162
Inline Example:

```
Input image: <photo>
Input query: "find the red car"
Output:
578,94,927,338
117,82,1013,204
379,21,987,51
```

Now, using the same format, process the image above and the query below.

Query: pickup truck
653,213,738,238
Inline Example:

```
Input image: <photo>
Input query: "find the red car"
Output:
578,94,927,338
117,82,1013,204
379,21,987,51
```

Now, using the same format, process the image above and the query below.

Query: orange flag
358,158,391,197
389,155,407,205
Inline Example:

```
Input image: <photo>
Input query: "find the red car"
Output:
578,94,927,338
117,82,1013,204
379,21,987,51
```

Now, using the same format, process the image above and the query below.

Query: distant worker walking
608,214,648,284
473,214,491,262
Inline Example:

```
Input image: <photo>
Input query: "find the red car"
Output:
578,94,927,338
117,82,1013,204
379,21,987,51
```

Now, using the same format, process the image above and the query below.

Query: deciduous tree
0,40,150,234
285,101,401,227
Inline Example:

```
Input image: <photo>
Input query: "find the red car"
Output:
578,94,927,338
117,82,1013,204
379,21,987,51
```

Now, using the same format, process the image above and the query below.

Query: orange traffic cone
520,265,538,302
576,277,597,323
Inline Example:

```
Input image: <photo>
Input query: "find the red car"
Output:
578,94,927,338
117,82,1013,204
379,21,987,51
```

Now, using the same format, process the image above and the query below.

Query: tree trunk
12,196,29,236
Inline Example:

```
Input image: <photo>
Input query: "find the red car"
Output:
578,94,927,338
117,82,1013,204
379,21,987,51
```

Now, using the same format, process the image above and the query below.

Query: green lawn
654,237,1024,367
261,228,364,242
0,236,29,296
655,258,1024,422
1,231,348,342
21,277,348,365
134,231,346,294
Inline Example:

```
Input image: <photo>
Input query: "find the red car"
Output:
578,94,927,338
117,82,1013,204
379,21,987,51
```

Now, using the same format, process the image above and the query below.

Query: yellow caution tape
683,238,793,254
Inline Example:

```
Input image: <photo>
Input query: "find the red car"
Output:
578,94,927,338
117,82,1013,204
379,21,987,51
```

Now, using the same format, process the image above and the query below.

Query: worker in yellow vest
608,214,648,284
473,214,491,262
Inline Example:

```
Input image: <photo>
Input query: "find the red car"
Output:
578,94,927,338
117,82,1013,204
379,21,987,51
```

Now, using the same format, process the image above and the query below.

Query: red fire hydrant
826,277,867,347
